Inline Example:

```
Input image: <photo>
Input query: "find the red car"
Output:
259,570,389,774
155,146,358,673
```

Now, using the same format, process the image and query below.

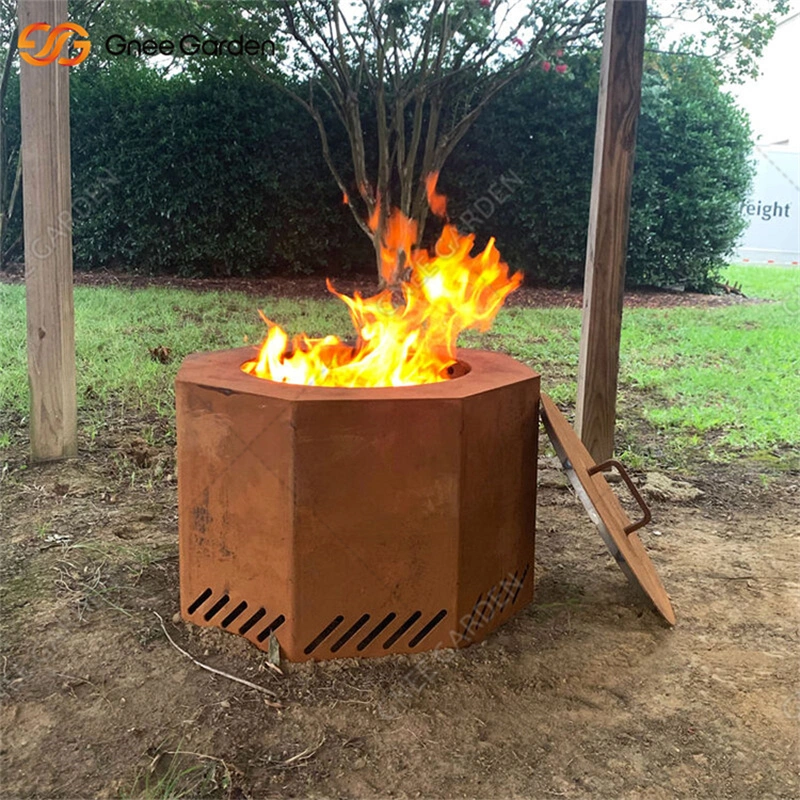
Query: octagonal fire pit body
177,347,539,662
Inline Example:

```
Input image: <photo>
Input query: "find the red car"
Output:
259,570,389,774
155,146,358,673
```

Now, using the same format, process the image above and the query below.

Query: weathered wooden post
576,0,647,463
18,0,77,460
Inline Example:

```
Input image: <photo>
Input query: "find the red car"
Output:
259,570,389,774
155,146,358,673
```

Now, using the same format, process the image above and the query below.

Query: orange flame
425,172,447,218
242,175,521,387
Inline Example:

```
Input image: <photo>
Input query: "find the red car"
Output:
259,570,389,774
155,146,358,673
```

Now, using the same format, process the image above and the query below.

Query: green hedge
61,64,369,276
3,53,752,289
629,56,754,288
445,52,753,290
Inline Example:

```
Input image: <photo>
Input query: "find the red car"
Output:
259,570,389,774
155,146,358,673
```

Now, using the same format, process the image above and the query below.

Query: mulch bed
0,265,761,309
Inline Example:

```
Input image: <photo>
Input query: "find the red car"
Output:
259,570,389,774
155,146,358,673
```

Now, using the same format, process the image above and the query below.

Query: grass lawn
1,264,798,469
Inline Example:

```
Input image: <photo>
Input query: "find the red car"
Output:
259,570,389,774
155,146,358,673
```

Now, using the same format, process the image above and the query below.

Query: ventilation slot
356,613,397,651
238,608,266,635
187,587,212,615
462,565,530,641
462,593,483,640
512,564,530,604
201,594,229,621
330,614,371,653
499,571,520,612
408,610,448,648
463,584,500,641
304,616,344,655
257,614,286,643
484,587,502,625
221,601,248,628
383,611,422,650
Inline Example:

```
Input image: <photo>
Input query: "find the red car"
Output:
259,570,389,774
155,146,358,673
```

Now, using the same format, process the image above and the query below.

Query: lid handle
587,459,652,536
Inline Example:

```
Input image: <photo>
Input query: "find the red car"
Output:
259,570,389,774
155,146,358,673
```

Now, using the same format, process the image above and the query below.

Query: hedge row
446,52,753,289
4,53,752,289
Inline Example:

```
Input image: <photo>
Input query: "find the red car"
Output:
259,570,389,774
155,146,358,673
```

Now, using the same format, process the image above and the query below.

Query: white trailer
736,146,800,265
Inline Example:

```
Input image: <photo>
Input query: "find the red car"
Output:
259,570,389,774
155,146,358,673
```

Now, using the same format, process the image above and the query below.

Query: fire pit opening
241,351,474,385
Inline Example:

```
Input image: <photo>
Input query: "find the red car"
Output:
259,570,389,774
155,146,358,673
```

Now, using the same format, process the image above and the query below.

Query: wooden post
575,0,647,463
18,0,77,460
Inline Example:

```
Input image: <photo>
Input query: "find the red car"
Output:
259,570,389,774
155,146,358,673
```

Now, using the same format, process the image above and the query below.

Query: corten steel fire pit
177,347,539,661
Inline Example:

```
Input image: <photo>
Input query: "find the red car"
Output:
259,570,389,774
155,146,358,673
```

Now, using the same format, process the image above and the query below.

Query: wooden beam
576,0,647,463
18,0,77,460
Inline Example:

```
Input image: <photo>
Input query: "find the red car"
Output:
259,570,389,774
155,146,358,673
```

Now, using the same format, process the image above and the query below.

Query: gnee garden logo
18,22,91,67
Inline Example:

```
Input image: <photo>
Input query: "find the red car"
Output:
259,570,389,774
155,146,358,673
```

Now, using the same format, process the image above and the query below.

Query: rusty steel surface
176,347,540,661
540,392,675,626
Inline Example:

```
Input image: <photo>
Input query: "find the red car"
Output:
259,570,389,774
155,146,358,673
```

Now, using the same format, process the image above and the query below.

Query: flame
242,175,521,387
425,173,448,218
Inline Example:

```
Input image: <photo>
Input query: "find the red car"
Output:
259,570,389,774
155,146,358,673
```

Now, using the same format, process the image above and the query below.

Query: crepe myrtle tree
266,0,606,286
205,0,786,286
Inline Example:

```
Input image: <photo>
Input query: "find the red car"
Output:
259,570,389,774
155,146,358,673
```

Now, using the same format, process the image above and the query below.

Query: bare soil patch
1,410,797,799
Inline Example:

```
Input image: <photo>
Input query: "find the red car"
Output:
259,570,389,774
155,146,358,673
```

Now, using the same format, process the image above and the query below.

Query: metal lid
540,393,675,625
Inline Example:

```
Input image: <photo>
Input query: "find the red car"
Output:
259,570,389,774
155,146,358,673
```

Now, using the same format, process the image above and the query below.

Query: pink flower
556,49,563,57
542,60,551,72
512,36,524,48
555,63,568,74
479,0,491,7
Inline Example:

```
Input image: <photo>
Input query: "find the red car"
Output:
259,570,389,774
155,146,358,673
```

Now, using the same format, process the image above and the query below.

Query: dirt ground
1,403,797,799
